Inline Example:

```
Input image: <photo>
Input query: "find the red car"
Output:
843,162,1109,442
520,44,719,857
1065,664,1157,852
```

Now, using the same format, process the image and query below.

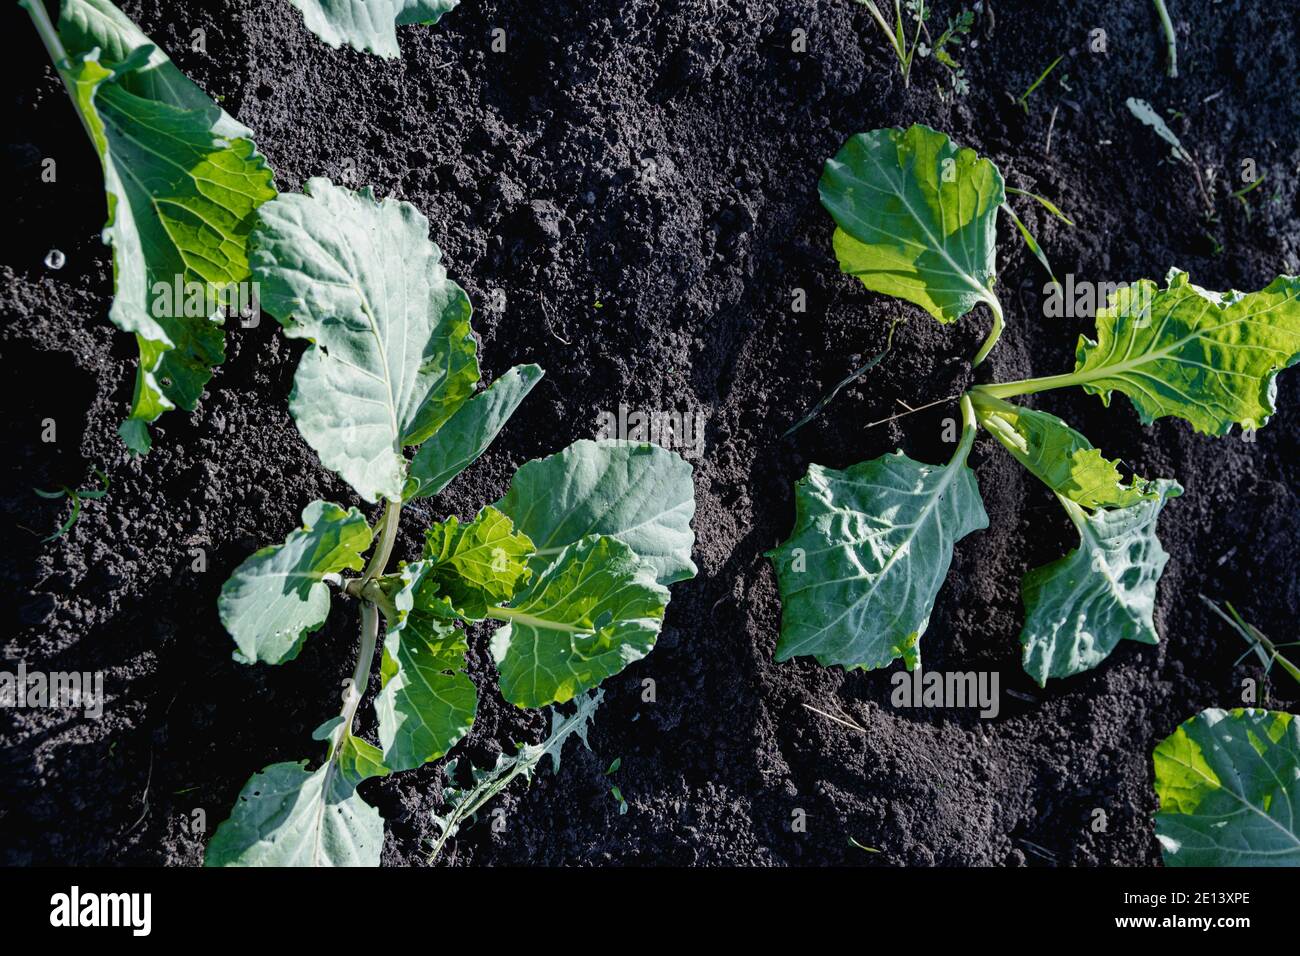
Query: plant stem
336,498,402,746
971,294,1004,366
948,393,978,467
972,366,1089,401
362,498,402,585
1201,595,1300,686
1153,0,1178,78
20,0,95,142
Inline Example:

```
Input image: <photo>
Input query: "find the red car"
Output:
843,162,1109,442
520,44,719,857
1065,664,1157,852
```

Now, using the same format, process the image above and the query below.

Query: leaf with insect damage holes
203,758,383,867
372,561,476,772
1154,707,1300,866
218,501,372,665
489,535,669,709
1020,480,1181,684
1073,270,1300,435
972,391,1157,511
289,0,458,58
767,452,988,672
250,178,480,502
820,124,1004,324
495,440,697,587
60,44,275,453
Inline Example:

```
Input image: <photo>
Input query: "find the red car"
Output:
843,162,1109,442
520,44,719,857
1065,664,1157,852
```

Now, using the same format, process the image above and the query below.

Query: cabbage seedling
770,124,1300,685
204,180,697,866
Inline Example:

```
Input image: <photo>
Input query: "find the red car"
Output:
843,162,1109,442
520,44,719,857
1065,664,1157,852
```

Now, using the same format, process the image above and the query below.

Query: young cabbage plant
770,124,1300,685
289,0,458,57
204,179,697,866
1153,707,1299,866
23,0,277,453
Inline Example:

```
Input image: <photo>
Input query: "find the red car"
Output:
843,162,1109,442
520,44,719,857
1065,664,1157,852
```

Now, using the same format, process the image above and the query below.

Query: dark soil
3,0,1298,867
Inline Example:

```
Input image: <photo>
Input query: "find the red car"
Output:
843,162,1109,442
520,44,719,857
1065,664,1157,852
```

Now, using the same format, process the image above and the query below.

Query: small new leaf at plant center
496,439,698,587
204,760,382,867
1020,480,1181,685
290,0,458,58
972,391,1155,511
218,501,372,665
373,562,476,772
982,270,1300,435
768,407,988,671
406,364,544,500
1153,708,1300,866
419,506,535,621
489,535,670,708
59,47,275,453
820,124,1005,351
251,178,480,502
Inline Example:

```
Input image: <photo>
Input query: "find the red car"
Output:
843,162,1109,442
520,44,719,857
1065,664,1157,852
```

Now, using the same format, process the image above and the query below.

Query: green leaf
1154,708,1300,866
58,0,251,139
373,562,476,772
289,0,458,58
972,391,1155,511
204,759,383,867
489,536,670,709
312,717,390,783
496,439,697,587
406,364,544,500
767,447,988,671
1020,480,1182,685
218,501,372,665
420,506,535,621
1072,270,1300,435
819,124,1005,325
251,178,480,502
63,50,275,453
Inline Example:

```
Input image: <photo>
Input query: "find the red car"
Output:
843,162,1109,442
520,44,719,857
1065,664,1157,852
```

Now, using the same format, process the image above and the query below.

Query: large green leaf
204,759,383,867
420,506,535,621
373,562,476,772
488,536,670,709
1154,708,1300,866
250,178,480,502
819,124,1004,324
64,50,275,453
407,364,543,500
1072,270,1300,435
59,0,251,138
972,391,1155,511
218,501,372,665
768,449,988,671
495,440,697,587
1020,480,1181,685
289,0,458,58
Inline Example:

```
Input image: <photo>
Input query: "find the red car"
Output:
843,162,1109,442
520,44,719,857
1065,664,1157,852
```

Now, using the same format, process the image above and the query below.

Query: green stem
20,0,95,142
948,393,978,467
335,602,380,746
972,366,1088,401
335,498,402,747
970,294,1004,366
362,499,402,585
1202,595,1300,686
1153,0,1178,79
